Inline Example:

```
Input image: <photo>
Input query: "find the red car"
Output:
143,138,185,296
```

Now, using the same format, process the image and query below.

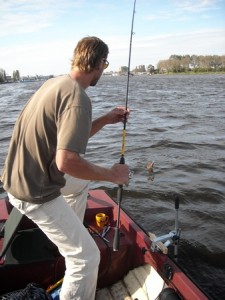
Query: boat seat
0,207,58,265
0,207,24,260
4,228,58,264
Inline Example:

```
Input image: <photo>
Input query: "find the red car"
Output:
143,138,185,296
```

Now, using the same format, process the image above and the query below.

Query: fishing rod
113,0,136,251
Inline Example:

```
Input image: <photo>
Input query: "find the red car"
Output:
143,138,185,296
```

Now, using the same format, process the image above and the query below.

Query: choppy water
0,74,225,299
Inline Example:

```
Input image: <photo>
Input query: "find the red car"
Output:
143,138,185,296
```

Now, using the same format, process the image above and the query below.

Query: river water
0,74,225,299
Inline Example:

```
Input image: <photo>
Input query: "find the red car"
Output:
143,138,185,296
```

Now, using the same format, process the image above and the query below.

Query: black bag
0,283,52,300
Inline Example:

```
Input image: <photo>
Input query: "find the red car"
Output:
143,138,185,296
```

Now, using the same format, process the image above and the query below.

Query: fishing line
113,0,136,251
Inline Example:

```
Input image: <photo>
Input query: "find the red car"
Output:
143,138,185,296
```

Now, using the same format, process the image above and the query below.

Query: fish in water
146,161,155,181
146,161,154,173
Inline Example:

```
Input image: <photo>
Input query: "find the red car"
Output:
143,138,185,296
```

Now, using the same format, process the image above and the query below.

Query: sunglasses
103,59,109,69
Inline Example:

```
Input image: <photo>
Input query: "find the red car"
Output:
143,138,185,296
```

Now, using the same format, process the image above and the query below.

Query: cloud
0,1,54,37
172,0,220,13
126,28,225,67
0,0,224,74
1,28,224,75
145,0,221,22
0,38,75,75
0,0,84,37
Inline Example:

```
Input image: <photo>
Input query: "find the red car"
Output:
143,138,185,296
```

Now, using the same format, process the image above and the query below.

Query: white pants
8,176,100,300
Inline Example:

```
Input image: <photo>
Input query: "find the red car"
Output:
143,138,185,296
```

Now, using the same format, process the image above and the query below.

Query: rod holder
149,196,181,256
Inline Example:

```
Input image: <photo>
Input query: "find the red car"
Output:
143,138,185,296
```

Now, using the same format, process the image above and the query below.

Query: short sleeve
57,106,92,154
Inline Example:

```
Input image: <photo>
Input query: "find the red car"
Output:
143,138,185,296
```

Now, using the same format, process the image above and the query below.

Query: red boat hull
0,190,207,299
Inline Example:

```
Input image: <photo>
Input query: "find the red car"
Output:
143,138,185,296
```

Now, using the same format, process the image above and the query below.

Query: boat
0,189,208,299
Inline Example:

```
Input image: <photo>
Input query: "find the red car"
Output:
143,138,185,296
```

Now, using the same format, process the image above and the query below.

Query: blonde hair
71,36,109,72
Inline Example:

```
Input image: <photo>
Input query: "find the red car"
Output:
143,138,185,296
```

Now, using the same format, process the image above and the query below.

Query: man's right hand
110,163,129,185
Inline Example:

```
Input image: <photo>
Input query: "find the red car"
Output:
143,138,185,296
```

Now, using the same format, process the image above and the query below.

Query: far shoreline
1,71,225,84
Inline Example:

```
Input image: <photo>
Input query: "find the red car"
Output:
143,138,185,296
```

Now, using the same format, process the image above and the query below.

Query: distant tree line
119,64,155,75
0,69,53,83
0,68,20,83
157,54,225,74
0,69,7,82
120,55,225,75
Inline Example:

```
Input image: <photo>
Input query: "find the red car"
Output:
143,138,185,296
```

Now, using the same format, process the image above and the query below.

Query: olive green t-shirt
1,75,92,203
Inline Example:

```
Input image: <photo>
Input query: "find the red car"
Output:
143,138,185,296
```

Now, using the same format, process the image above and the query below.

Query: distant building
5,75,12,82
20,75,54,82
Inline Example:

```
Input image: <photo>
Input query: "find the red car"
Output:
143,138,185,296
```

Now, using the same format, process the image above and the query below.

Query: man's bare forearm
90,115,108,137
56,149,129,185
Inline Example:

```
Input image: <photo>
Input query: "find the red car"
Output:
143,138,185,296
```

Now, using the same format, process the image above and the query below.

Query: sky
0,0,225,76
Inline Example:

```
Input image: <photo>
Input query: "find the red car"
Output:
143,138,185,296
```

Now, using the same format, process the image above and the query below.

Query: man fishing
1,36,130,299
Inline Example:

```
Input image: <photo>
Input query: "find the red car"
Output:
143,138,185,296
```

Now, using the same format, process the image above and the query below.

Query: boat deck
96,264,167,300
